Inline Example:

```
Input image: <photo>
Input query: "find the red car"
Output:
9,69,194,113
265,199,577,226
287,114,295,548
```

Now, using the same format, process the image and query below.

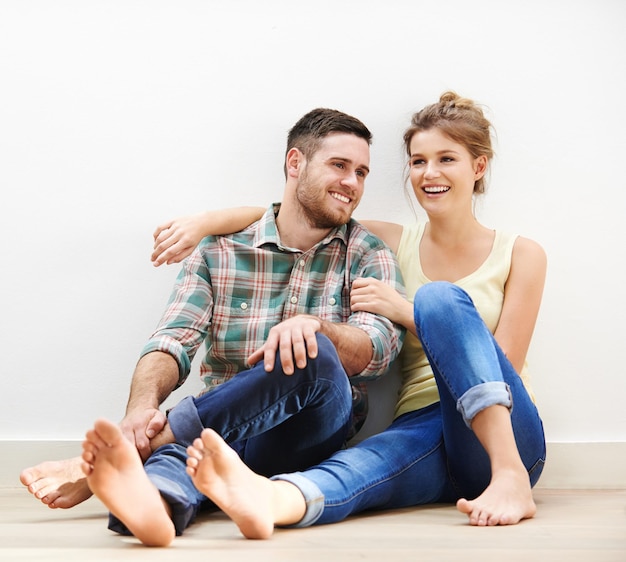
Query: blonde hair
403,91,494,194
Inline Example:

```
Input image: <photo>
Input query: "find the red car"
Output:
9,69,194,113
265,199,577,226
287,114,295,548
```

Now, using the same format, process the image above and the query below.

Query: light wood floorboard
1,487,625,561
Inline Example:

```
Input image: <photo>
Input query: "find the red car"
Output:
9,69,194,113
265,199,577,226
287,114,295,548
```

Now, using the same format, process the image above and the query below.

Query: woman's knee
413,282,471,326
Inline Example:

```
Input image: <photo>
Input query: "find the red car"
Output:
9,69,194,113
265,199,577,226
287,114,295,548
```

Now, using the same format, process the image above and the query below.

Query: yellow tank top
393,222,534,419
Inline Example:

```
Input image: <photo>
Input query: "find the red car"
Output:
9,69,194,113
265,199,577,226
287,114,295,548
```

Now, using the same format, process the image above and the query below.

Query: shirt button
329,297,336,306
290,296,298,304
299,260,306,267
240,302,248,310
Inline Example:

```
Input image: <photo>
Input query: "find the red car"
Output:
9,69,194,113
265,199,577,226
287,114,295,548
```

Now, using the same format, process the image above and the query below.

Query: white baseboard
538,442,626,489
3,440,625,490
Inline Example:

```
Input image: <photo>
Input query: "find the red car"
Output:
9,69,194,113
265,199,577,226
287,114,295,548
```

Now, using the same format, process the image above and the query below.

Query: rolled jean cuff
167,395,205,447
456,381,512,428
270,472,325,528
150,474,195,536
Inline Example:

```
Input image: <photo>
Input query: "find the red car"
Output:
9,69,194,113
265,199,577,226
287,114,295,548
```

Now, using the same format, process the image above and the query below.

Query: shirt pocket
211,294,285,358
306,293,347,323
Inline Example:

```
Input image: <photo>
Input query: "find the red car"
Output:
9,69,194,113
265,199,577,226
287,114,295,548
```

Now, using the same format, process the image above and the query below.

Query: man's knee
310,333,349,384
313,333,341,366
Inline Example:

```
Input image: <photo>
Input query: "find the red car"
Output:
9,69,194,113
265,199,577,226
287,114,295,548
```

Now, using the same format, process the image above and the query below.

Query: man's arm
318,320,372,376
121,246,215,459
119,351,180,460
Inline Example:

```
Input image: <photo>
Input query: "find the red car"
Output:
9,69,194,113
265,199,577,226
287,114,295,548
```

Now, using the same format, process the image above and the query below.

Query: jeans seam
323,438,446,508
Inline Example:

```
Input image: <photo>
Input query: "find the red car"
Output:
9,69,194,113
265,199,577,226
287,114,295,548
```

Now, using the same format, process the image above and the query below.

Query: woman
152,92,547,535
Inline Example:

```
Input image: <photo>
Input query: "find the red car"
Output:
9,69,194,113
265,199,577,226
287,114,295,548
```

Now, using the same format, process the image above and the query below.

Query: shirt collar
253,203,350,252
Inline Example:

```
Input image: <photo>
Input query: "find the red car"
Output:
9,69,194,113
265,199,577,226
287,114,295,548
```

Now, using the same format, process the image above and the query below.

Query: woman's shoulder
493,231,545,260
512,235,547,262
509,235,548,279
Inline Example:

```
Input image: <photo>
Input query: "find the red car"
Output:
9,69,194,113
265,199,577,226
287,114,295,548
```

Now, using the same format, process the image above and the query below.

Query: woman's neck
425,213,489,248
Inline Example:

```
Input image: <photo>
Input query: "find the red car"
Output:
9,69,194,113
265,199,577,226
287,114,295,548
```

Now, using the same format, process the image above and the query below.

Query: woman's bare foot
456,467,537,526
20,457,92,509
186,428,305,539
81,418,175,547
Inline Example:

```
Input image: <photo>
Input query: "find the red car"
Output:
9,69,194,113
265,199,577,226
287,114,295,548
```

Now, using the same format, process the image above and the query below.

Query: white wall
1,0,624,445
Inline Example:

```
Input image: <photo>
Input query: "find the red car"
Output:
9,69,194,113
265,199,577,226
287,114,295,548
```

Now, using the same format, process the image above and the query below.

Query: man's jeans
275,282,546,526
108,333,353,535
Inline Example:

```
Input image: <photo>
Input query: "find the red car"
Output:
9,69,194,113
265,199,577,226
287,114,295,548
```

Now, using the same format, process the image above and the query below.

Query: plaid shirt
141,204,405,435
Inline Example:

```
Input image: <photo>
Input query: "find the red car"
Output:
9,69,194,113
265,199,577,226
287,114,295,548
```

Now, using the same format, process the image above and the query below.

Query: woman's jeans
108,333,353,536
275,283,546,526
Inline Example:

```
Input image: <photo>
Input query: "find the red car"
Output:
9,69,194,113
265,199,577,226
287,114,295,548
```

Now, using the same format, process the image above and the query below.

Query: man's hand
121,351,179,460
247,315,321,374
119,408,167,461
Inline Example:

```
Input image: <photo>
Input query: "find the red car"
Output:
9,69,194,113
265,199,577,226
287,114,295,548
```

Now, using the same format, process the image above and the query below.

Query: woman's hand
151,213,209,266
351,277,414,333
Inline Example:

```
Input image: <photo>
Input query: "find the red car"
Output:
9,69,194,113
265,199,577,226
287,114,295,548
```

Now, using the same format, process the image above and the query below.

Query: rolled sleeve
139,336,192,388
348,312,404,380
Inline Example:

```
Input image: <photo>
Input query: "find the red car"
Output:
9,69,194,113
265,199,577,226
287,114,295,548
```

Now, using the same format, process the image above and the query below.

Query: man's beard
295,172,352,230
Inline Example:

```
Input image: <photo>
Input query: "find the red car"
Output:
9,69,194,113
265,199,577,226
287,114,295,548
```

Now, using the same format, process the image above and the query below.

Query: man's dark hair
284,108,372,176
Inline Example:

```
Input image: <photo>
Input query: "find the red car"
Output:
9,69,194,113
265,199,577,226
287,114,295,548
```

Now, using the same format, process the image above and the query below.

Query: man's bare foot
81,418,175,547
456,468,537,526
149,422,176,452
20,458,92,509
187,428,291,539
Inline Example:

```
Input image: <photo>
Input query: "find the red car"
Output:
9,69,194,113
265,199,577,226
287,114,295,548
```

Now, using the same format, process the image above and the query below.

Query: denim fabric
108,333,353,536
277,282,546,527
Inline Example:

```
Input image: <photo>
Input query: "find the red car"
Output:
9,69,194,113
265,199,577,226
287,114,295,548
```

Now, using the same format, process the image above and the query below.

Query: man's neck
275,204,334,252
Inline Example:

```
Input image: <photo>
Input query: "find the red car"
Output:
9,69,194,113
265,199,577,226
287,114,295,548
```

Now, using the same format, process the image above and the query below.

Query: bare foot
81,418,175,547
149,422,176,452
20,457,92,509
186,428,278,539
456,468,537,526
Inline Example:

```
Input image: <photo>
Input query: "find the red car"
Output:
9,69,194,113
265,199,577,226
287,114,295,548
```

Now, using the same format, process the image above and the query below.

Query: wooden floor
1,487,624,561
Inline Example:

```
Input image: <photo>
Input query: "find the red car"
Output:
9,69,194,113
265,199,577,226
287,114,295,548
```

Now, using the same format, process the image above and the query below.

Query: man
23,108,405,545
